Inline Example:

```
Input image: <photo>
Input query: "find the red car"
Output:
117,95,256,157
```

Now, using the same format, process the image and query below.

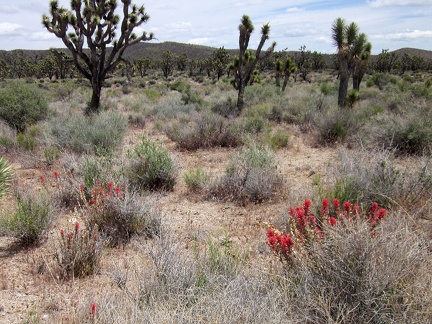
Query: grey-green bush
1,191,53,246
207,144,284,203
49,110,127,154
0,81,48,132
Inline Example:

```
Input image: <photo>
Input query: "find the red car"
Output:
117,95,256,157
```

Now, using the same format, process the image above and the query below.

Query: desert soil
0,124,338,323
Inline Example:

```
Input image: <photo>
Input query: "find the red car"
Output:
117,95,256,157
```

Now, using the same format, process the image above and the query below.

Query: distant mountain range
1,41,431,63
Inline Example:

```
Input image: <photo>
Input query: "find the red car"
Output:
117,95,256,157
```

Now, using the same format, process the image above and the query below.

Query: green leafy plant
2,191,53,246
183,167,210,192
0,81,48,132
127,136,176,191
0,157,13,199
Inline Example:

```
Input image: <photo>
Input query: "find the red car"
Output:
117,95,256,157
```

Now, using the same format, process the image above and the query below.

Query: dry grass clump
165,112,243,150
283,211,432,323
207,144,284,204
320,148,432,211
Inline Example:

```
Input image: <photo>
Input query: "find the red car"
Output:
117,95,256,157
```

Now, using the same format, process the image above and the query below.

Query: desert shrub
265,129,290,149
126,135,176,191
0,120,17,151
16,132,37,151
319,82,335,96
372,110,432,156
0,81,48,132
170,79,190,92
149,92,196,119
321,148,432,210
315,108,358,145
366,72,398,90
266,199,432,323
43,146,61,166
207,144,283,203
244,115,268,134
165,113,243,150
346,89,360,108
0,157,13,199
211,96,237,117
42,171,82,210
1,190,53,246
82,183,162,247
183,167,210,192
49,110,127,154
54,222,103,279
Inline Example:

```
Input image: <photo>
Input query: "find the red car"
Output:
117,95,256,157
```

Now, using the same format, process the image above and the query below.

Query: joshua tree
159,50,176,79
332,17,369,107
281,56,297,91
211,47,231,80
352,36,372,91
232,15,275,113
134,58,152,77
42,0,154,114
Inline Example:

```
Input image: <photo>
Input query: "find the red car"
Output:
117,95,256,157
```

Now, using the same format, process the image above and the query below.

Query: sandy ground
0,124,338,323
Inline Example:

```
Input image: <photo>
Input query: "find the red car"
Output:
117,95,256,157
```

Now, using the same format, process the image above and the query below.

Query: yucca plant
0,157,13,198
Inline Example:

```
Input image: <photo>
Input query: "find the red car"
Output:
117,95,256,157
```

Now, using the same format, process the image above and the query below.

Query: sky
0,0,431,54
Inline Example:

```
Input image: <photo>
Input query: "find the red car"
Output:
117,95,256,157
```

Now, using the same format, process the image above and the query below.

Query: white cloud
169,22,193,33
189,37,210,45
372,30,432,39
368,0,432,7
28,32,57,41
286,7,303,13
0,22,22,36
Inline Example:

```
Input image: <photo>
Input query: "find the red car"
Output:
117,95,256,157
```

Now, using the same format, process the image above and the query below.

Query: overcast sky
0,0,431,54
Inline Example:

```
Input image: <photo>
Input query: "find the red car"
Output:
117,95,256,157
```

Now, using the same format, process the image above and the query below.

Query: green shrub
16,133,37,151
126,136,176,191
183,167,210,192
244,116,268,134
320,82,334,95
266,129,290,149
49,110,127,154
43,146,61,166
346,89,360,108
1,191,53,246
0,81,48,132
316,109,358,145
211,97,237,117
0,157,13,199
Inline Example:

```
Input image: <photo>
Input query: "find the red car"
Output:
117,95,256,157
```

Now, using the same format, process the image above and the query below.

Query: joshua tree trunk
338,72,350,107
282,75,289,91
88,78,102,115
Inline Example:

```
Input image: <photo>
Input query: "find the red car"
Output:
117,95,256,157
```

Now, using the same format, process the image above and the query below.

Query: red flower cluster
289,200,322,241
267,228,294,258
266,198,388,265
83,181,127,208
369,202,387,228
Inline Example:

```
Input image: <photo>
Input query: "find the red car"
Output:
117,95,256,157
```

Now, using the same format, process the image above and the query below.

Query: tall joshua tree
332,17,368,107
281,56,297,91
232,15,275,113
42,0,154,114
352,36,372,91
